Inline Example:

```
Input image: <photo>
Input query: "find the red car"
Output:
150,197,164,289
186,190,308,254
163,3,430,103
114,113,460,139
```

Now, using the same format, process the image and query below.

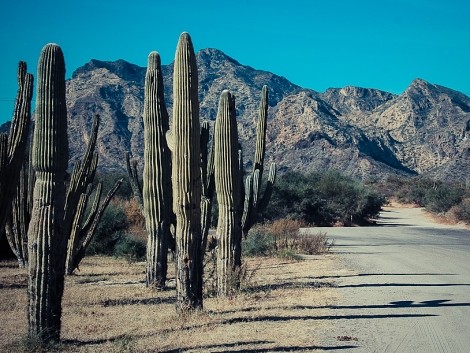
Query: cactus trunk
214,91,242,295
143,52,172,288
0,61,33,233
27,44,68,343
169,33,203,310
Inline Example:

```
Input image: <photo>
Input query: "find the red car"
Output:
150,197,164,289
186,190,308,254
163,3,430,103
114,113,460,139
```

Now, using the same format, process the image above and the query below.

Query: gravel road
305,206,470,352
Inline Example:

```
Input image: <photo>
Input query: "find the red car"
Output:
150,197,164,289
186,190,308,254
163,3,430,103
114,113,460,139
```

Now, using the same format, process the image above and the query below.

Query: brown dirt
0,253,342,352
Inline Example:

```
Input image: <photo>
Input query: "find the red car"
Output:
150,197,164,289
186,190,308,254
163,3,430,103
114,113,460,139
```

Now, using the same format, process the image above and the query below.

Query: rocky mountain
4,48,470,181
65,48,301,171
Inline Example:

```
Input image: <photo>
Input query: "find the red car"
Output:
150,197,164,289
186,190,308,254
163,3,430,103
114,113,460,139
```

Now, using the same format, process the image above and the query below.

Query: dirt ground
0,252,350,352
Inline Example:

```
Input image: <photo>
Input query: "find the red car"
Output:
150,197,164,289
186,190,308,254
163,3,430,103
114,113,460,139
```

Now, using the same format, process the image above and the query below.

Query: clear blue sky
1,0,469,124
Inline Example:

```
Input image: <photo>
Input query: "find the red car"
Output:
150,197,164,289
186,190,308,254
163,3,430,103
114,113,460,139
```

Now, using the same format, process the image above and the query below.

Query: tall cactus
168,32,203,310
143,51,172,288
0,61,33,233
27,43,68,343
241,85,276,236
214,91,242,296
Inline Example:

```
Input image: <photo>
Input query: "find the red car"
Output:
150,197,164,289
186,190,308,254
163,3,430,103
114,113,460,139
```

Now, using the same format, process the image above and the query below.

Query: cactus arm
200,120,215,252
0,61,33,233
125,151,144,211
70,179,123,273
252,85,268,177
80,183,102,234
258,162,277,212
241,175,253,236
5,165,29,267
65,193,87,274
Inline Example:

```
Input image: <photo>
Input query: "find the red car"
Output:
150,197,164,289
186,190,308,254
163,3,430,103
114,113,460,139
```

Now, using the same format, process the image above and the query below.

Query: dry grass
0,253,342,352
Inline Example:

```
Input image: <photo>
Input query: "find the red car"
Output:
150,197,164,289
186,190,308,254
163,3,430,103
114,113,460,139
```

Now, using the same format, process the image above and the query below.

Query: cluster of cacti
214,91,242,295
27,43,69,342
241,85,277,237
127,33,275,301
142,51,172,288
167,32,204,310
0,61,33,235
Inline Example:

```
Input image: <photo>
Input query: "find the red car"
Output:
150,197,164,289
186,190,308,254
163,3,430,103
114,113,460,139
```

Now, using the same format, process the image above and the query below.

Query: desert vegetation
263,170,386,226
371,175,470,224
0,30,389,350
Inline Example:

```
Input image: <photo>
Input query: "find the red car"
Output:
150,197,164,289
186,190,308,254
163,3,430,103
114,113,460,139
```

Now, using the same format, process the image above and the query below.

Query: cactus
64,115,123,275
142,51,172,288
241,85,276,236
27,43,68,342
200,120,215,252
214,91,242,295
168,32,203,310
0,61,33,234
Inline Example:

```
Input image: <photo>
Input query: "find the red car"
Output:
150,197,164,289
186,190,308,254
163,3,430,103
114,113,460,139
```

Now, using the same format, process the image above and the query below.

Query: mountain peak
197,48,241,66
72,59,145,82
406,78,439,95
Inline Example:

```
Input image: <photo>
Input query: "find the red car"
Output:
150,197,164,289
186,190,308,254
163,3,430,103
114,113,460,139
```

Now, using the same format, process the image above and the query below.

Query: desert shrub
395,177,436,206
264,218,332,255
94,171,133,200
263,170,385,226
424,183,464,213
452,198,470,223
113,235,146,263
296,231,333,255
265,218,307,251
242,227,274,256
87,201,128,255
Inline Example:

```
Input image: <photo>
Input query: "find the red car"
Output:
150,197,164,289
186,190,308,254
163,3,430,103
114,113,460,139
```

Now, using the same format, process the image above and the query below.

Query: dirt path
305,206,470,353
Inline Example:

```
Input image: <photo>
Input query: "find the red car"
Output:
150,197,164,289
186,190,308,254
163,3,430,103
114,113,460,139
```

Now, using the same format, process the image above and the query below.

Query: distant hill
3,48,470,181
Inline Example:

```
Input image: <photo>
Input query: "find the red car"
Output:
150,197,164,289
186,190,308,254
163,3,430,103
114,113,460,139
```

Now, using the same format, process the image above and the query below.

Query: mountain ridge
3,48,470,181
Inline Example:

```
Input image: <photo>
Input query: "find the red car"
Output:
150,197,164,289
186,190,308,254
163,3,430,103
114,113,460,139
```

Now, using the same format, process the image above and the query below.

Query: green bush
425,184,464,213
262,170,385,226
453,198,470,223
242,227,274,256
87,201,128,255
113,235,146,263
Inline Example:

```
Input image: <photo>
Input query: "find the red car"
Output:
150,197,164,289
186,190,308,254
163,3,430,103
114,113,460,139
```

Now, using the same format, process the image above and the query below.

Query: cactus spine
241,85,276,236
0,61,33,233
143,52,172,288
169,32,203,310
28,43,68,342
214,91,242,295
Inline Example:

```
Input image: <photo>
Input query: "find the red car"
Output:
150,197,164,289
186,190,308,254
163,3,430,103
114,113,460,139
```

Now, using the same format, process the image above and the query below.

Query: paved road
305,207,470,353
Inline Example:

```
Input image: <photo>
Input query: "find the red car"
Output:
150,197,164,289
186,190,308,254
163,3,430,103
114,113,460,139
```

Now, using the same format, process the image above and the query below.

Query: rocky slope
4,48,470,181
